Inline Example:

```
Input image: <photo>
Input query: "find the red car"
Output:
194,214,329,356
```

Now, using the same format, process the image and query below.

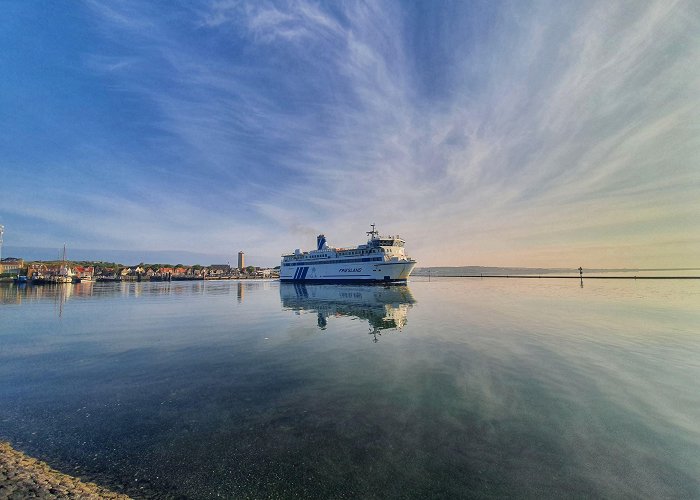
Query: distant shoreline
413,266,700,273
413,275,700,280
413,266,700,279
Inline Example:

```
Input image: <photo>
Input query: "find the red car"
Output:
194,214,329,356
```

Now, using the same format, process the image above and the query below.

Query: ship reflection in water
280,283,415,341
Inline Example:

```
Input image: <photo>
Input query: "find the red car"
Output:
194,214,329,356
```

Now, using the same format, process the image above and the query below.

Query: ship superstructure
280,224,416,283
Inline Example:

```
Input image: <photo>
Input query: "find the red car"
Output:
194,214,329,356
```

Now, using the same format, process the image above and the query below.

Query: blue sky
1,0,698,267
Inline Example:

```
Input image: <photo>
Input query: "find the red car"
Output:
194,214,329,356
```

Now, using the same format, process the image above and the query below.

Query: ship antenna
367,223,378,239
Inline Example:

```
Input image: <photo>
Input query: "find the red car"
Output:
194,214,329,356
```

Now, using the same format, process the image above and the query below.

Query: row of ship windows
282,257,384,267
338,249,379,256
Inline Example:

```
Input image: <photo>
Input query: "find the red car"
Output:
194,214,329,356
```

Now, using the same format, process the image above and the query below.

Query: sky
1,0,698,268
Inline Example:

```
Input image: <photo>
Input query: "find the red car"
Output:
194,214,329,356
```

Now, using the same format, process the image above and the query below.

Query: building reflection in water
1,281,95,304
279,283,415,342
1,279,275,314
0,282,95,317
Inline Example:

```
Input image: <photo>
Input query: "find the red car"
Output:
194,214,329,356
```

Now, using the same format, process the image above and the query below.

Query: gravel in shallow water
0,442,130,499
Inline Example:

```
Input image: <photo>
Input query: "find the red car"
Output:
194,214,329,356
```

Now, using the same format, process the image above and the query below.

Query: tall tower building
238,251,245,270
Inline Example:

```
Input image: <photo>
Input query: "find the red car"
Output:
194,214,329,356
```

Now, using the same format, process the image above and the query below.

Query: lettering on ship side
339,268,362,273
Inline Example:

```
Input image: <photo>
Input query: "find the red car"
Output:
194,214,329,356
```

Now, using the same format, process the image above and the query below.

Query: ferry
280,224,416,283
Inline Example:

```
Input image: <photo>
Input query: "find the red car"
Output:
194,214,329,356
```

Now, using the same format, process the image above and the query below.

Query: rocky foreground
0,442,130,499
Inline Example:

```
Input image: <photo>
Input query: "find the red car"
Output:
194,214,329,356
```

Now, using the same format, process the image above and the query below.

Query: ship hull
280,260,415,283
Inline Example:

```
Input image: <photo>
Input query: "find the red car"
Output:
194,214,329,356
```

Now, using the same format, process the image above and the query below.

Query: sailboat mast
61,244,68,277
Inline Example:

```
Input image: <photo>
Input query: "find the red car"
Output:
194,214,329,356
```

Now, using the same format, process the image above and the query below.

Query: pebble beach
0,442,129,499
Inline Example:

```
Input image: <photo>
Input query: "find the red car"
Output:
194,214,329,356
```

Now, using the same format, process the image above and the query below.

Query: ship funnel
317,234,326,250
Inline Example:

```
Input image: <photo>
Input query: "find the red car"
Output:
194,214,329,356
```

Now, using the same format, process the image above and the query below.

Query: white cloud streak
5,0,696,267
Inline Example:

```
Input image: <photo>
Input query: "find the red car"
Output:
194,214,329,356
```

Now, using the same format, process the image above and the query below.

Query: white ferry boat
280,224,416,283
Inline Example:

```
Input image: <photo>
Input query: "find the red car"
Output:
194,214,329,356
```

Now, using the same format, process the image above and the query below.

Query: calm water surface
1,278,699,498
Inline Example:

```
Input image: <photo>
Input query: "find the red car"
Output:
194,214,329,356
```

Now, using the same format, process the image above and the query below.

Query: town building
208,264,231,277
0,258,24,274
74,266,95,280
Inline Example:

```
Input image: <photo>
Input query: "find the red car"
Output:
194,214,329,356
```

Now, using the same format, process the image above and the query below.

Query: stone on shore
0,442,130,499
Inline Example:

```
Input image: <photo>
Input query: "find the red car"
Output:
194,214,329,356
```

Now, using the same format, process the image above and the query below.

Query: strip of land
424,275,700,279
0,442,130,499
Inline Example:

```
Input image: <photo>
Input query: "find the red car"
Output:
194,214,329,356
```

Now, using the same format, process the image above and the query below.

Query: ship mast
366,223,379,240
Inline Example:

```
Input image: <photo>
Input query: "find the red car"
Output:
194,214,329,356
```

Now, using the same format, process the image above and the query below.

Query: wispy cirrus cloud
1,0,697,267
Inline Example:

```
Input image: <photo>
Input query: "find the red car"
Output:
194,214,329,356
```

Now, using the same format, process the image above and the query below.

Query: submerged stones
0,442,129,499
